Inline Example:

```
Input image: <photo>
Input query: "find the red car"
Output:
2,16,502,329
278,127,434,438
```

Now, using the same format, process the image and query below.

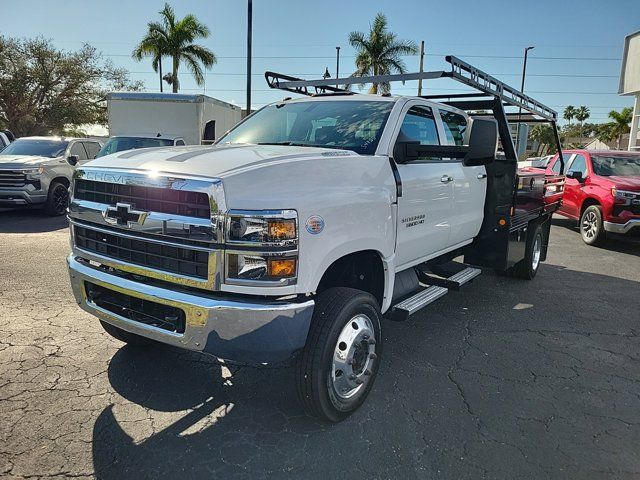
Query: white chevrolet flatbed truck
67,56,565,422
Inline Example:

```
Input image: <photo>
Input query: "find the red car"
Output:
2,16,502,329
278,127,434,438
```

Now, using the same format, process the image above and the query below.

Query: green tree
604,107,633,149
563,105,575,126
530,124,557,155
574,105,590,128
133,3,216,93
349,13,418,94
0,36,141,137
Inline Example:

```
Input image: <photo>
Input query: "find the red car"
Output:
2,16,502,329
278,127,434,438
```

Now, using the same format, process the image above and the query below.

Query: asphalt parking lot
1,210,639,479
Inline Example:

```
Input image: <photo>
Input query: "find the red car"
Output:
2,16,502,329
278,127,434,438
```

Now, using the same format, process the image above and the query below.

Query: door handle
477,173,487,179
440,175,453,183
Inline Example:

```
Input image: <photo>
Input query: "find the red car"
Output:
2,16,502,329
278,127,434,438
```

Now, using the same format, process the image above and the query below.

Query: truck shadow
551,216,640,257
92,264,640,479
0,208,68,233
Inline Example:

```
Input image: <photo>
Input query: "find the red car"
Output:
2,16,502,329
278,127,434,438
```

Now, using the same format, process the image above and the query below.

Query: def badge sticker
305,215,325,235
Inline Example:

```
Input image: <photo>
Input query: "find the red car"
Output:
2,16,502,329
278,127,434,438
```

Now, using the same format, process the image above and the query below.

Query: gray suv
0,136,102,215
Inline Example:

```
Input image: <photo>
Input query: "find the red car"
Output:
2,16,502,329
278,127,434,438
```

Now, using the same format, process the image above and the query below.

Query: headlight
226,210,297,246
611,187,636,199
226,252,297,284
225,210,298,286
23,166,44,180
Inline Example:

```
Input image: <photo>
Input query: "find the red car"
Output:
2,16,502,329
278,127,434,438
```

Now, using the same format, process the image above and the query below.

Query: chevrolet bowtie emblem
103,203,148,227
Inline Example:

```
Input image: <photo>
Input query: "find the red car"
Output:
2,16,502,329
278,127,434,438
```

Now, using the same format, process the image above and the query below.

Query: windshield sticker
306,215,325,234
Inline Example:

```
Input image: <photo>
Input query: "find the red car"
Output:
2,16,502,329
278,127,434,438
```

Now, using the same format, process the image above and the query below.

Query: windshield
0,139,68,158
591,155,640,176
96,137,174,157
218,100,395,155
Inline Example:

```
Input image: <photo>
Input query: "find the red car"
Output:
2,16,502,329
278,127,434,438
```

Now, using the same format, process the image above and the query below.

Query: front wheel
44,180,69,216
580,205,606,246
294,287,382,422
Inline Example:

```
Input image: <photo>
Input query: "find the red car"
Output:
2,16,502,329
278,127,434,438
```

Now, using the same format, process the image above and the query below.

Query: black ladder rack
264,55,557,122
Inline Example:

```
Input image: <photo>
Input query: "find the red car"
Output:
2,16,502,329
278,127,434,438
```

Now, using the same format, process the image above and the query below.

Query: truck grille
85,282,186,333
75,224,209,279
0,170,27,187
74,179,211,219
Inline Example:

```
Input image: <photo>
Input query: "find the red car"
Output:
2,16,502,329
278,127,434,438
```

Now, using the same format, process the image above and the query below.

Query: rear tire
580,205,606,246
294,287,382,422
513,223,543,280
44,180,69,216
100,320,155,346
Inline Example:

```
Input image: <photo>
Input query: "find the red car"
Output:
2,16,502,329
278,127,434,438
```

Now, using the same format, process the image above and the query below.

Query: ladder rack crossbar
264,55,558,121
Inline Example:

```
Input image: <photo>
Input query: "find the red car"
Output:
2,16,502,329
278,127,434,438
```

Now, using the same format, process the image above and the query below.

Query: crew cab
0,136,102,214
547,149,640,244
66,56,565,422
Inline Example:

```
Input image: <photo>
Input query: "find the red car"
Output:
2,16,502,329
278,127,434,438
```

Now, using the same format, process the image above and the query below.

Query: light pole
516,46,534,157
246,0,253,115
335,46,340,88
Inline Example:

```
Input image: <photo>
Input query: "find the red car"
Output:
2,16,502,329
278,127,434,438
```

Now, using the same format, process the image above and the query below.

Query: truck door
392,104,454,268
563,153,589,218
438,109,487,244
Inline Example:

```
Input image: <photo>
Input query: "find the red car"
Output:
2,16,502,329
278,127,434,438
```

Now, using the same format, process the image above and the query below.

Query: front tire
100,320,156,346
514,223,543,280
580,205,606,246
295,287,383,422
44,180,69,216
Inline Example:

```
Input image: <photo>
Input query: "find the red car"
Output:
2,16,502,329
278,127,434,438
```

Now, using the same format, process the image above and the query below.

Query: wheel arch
315,249,393,312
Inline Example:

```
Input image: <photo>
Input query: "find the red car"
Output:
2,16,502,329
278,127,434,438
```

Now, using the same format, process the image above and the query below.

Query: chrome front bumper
67,255,315,364
603,219,640,234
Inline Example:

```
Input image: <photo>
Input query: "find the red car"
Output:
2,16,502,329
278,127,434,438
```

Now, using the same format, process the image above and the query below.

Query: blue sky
3,0,639,123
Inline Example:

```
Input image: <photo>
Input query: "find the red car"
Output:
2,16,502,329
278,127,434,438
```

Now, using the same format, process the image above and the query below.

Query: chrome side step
388,267,481,321
448,266,481,286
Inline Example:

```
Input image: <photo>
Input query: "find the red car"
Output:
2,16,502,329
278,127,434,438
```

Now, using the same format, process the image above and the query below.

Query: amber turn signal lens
498,218,507,226
268,258,296,277
267,219,296,240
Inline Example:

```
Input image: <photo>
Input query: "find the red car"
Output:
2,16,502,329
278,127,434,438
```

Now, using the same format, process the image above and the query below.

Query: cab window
440,110,467,146
69,142,88,161
398,106,439,147
567,154,588,177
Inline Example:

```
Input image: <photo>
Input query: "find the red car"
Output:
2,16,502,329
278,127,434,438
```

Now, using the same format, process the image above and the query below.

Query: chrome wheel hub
582,211,598,239
532,234,541,271
331,314,376,400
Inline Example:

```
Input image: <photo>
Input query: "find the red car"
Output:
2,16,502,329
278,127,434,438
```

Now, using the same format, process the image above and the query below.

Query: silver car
0,136,102,215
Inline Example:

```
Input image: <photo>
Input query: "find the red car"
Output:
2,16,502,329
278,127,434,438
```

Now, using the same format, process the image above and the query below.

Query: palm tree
574,106,590,129
607,107,633,149
530,124,556,155
563,106,575,126
349,13,418,94
133,3,216,93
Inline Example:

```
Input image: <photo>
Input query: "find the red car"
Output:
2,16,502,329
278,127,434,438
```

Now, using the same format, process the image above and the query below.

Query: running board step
416,265,482,291
387,267,481,321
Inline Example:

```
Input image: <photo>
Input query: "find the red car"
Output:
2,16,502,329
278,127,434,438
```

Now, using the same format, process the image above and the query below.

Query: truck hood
607,175,640,191
83,144,361,179
0,154,59,168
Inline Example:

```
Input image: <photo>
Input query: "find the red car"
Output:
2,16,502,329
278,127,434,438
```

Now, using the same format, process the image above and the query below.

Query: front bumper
67,255,315,364
603,219,640,234
0,188,46,206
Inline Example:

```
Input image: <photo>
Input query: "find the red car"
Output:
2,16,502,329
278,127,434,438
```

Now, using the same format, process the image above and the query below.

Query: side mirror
463,117,498,166
392,117,497,166
566,170,584,182
67,155,79,166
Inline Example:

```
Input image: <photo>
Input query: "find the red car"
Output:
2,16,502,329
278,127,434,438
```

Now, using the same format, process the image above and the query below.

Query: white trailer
106,92,242,145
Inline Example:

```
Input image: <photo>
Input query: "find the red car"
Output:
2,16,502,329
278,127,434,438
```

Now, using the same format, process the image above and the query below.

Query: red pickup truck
546,149,640,245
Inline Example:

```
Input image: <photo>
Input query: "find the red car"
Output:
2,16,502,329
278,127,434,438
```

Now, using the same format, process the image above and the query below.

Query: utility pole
417,41,425,96
335,46,341,88
246,0,253,115
516,46,534,157
158,56,163,93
